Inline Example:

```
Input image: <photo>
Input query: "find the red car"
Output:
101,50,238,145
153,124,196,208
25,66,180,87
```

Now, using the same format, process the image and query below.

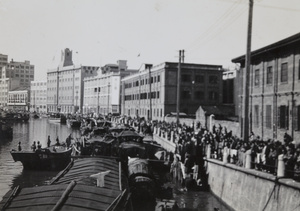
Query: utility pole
176,50,182,127
145,64,153,121
242,0,254,142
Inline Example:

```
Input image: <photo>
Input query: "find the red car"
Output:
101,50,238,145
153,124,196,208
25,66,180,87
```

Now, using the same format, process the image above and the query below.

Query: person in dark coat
55,136,60,146
18,142,22,151
47,135,51,147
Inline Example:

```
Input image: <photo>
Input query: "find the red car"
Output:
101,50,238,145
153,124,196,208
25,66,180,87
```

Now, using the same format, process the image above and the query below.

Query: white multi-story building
0,54,8,77
7,87,29,111
30,81,47,113
47,48,99,114
0,66,20,108
83,60,138,115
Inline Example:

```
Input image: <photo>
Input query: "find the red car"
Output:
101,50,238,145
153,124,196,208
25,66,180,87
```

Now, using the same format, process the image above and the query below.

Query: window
298,60,300,80
157,75,160,82
195,75,204,83
294,106,300,131
209,75,218,84
254,69,260,86
265,105,272,129
182,74,191,82
209,91,218,101
194,91,204,100
254,105,259,127
266,67,273,85
281,63,288,82
278,105,289,129
182,90,191,99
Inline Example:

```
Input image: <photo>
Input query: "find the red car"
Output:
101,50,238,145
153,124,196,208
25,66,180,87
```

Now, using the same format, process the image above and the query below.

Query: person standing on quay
47,135,51,147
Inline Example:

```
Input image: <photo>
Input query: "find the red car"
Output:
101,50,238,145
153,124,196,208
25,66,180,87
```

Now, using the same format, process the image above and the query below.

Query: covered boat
10,146,72,170
81,135,118,156
66,118,81,128
0,157,131,211
48,113,61,123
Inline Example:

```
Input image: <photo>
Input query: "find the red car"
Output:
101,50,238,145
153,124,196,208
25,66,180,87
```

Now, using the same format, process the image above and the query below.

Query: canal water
0,118,230,210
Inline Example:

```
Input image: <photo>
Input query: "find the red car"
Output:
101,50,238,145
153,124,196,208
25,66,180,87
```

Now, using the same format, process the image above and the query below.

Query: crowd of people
120,116,300,183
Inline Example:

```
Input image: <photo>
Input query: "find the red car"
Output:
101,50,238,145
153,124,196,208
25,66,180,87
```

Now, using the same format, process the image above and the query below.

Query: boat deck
0,157,130,211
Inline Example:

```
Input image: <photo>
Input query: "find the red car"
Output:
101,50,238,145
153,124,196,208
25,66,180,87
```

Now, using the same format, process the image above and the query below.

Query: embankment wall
206,159,300,211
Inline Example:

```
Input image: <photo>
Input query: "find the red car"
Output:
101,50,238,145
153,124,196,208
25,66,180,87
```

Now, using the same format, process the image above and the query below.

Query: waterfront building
232,32,300,144
0,66,20,108
83,60,138,115
0,54,8,76
30,81,47,113
121,62,223,121
4,59,34,87
7,87,29,111
47,48,99,114
0,54,34,108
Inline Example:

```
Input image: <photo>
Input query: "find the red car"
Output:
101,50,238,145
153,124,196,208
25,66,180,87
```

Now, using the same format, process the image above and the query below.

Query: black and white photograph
0,0,300,210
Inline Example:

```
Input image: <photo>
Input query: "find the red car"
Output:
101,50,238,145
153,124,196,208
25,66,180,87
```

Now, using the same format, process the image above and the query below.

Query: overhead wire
186,0,242,51
187,1,248,55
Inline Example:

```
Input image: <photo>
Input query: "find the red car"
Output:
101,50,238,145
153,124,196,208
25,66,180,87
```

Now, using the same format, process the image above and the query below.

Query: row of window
181,90,219,101
14,70,34,73
125,91,160,101
47,86,79,91
30,105,46,108
15,74,34,78
253,104,300,131
182,74,218,84
124,74,219,89
126,108,164,118
83,66,97,70
31,97,46,101
125,75,161,89
47,96,75,100
48,77,79,83
7,65,34,69
253,62,294,86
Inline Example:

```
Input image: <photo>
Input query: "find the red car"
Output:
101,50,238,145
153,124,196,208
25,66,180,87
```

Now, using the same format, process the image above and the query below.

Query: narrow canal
0,117,230,210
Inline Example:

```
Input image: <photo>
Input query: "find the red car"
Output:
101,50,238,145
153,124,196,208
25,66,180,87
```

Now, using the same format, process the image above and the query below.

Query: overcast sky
1,0,300,81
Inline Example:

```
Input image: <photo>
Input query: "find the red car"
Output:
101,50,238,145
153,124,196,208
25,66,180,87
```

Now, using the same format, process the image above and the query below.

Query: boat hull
10,147,72,171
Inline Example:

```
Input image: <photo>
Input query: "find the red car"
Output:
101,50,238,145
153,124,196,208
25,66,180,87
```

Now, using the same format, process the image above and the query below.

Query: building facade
232,32,300,144
7,87,29,111
121,62,223,121
222,69,239,116
0,54,8,76
83,60,138,115
0,54,34,108
30,81,47,113
47,48,98,114
0,66,20,108
5,59,34,87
